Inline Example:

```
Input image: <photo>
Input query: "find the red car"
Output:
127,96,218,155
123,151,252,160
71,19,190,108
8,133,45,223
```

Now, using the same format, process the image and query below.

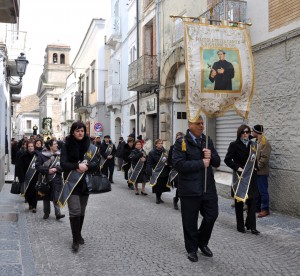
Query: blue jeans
256,175,269,211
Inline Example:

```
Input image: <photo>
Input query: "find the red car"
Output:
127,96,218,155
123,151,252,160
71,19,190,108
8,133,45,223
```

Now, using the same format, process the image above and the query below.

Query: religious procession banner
184,21,254,120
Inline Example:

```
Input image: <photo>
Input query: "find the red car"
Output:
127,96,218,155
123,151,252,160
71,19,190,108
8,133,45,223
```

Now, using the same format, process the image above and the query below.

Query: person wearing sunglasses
224,124,260,235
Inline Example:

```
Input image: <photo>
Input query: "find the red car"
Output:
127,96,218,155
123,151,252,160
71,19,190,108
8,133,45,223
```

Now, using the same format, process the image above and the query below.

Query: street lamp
6,52,29,86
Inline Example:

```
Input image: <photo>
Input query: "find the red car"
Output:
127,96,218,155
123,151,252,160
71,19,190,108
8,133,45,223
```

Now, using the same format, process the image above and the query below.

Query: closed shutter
216,110,243,172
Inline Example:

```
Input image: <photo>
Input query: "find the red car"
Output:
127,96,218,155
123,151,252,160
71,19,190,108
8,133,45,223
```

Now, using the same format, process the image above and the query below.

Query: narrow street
1,170,300,276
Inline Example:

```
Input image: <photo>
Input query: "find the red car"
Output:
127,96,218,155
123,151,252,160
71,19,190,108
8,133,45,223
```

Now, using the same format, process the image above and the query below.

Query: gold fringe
261,134,266,145
181,138,186,151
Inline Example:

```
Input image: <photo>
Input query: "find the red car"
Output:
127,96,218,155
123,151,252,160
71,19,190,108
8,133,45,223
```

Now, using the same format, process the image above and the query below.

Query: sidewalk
0,168,299,275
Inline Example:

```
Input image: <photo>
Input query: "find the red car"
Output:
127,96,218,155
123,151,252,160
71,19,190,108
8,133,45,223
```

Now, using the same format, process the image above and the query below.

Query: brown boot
258,210,270,218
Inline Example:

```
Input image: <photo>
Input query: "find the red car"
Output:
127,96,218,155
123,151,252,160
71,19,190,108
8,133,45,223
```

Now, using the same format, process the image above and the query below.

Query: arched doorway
129,104,136,136
115,117,121,142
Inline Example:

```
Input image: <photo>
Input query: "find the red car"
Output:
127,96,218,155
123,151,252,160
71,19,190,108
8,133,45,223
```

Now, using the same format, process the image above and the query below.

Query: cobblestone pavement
1,170,300,276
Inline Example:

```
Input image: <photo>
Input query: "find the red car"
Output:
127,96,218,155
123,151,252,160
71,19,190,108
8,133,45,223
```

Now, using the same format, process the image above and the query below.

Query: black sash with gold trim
24,155,37,195
100,144,113,169
128,150,146,185
47,156,60,182
149,151,169,187
57,144,98,207
232,140,257,202
167,168,178,187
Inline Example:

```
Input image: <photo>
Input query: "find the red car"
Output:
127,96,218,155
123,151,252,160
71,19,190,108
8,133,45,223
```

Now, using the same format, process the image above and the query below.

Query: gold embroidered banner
184,22,255,121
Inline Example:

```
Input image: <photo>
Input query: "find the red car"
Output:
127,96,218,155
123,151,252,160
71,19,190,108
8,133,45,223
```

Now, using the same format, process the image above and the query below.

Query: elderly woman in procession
35,139,65,220
146,139,170,204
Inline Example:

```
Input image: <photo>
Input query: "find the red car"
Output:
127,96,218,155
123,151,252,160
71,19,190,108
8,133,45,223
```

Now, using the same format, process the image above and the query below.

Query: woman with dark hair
19,141,39,213
58,121,99,252
224,124,260,235
35,139,65,220
122,137,135,190
128,140,148,195
146,139,170,204
34,139,43,152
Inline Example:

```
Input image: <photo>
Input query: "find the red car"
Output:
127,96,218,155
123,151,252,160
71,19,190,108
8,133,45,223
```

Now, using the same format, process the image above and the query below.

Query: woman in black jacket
19,141,39,213
35,139,65,220
128,140,148,195
224,124,260,235
122,137,135,189
146,139,170,204
60,122,99,252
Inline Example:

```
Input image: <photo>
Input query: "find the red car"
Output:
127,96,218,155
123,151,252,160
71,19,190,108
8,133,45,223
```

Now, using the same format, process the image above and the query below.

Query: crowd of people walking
11,119,271,260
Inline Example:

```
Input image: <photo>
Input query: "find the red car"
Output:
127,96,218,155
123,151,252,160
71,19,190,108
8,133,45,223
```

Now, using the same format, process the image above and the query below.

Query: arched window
60,54,65,64
130,104,136,115
53,53,58,64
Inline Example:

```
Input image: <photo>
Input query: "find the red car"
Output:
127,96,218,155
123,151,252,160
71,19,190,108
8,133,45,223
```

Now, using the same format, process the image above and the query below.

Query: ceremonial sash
57,144,98,207
167,168,178,187
149,151,168,187
47,156,60,182
232,141,257,202
23,155,37,195
128,151,146,185
100,144,113,169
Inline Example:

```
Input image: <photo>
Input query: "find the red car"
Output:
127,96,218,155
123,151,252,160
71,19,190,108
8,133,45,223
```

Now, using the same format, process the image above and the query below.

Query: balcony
105,16,121,48
106,84,121,109
61,111,74,124
200,0,247,24
74,91,88,113
128,55,158,92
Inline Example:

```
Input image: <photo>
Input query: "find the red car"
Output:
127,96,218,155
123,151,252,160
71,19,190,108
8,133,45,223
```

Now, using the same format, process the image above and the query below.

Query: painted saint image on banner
201,48,242,93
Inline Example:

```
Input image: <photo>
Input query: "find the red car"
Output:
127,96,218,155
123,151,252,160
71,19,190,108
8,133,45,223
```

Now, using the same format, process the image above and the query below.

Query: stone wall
249,34,300,217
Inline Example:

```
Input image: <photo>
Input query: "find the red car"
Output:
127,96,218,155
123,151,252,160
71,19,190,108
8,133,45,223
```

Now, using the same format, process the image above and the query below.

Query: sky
18,0,111,96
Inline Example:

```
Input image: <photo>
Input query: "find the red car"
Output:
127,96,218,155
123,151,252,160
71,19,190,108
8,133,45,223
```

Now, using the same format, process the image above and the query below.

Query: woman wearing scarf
224,124,260,235
128,140,148,195
35,139,65,220
59,122,99,252
146,139,170,204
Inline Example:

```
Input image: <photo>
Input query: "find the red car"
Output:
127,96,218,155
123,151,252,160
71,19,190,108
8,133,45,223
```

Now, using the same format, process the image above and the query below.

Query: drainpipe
136,0,140,136
156,0,161,139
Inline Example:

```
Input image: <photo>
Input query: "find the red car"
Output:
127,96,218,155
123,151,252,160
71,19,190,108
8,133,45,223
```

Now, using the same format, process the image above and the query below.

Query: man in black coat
209,50,234,90
116,137,126,171
100,135,117,183
172,115,220,262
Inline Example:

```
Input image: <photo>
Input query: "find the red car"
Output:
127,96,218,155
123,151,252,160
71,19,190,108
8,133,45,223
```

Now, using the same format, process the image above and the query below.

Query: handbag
35,175,50,196
10,178,21,194
87,173,111,194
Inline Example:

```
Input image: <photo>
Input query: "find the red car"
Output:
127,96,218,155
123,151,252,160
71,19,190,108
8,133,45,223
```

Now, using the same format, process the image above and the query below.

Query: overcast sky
19,0,111,96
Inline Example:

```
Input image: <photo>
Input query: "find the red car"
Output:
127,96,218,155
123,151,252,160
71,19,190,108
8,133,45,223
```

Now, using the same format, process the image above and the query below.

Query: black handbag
10,178,20,194
35,175,50,196
87,173,111,194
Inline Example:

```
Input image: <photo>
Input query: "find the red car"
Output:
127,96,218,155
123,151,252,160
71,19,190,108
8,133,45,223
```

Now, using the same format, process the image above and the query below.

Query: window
108,59,120,86
91,61,95,92
60,54,65,64
86,70,89,95
26,120,32,129
71,96,74,119
129,45,136,63
53,53,58,64
177,112,187,119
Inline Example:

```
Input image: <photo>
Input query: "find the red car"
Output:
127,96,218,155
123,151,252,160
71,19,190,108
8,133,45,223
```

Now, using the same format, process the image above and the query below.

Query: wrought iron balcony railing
128,55,158,92
105,16,121,48
74,91,88,113
200,0,247,24
106,84,121,108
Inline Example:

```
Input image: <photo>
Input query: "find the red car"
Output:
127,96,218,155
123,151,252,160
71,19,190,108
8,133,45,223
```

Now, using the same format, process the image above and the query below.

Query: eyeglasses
240,130,250,134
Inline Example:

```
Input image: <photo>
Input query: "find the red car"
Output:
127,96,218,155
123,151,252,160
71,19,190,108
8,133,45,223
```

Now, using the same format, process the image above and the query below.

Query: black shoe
156,198,160,204
199,245,213,257
43,214,49,219
109,180,114,184
78,236,85,245
72,241,79,252
187,252,198,262
173,197,179,210
141,191,148,196
56,214,65,220
251,229,260,235
32,208,37,213
159,199,164,203
237,228,246,233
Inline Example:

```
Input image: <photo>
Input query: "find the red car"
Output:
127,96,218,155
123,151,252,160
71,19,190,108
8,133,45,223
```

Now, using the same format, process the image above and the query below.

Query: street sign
94,122,103,132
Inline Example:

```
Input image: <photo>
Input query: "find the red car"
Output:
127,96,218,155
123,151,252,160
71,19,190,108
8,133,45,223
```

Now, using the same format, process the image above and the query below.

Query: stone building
37,43,72,139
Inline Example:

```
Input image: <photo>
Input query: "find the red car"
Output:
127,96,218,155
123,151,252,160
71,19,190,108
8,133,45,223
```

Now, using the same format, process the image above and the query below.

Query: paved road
1,170,300,275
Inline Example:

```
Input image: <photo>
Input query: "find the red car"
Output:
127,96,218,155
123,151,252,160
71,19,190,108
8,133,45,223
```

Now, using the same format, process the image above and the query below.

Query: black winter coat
35,149,62,201
116,141,125,158
60,136,99,196
224,139,259,199
129,148,148,183
172,130,221,196
100,141,117,166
